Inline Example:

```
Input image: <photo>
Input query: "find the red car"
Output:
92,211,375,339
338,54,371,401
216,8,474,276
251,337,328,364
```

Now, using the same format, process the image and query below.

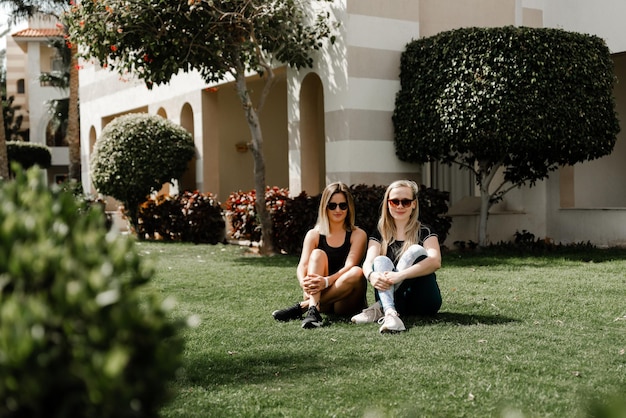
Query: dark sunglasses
327,202,349,211
388,198,414,208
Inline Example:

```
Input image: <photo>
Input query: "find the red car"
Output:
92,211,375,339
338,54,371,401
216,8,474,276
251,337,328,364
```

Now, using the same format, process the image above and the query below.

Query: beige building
76,0,626,247
5,16,69,183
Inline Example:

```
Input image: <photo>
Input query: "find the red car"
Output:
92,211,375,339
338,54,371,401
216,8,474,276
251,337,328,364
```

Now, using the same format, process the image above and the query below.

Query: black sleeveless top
318,231,352,275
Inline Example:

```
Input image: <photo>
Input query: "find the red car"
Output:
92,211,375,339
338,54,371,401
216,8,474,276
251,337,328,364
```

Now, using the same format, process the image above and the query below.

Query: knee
338,266,364,286
310,248,327,263
373,255,394,271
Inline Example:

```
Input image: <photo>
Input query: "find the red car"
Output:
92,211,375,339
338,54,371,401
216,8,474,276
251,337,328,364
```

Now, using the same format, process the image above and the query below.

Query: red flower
110,45,118,52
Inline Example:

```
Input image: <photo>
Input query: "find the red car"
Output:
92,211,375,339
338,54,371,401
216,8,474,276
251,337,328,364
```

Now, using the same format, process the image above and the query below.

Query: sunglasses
388,198,414,208
327,202,349,211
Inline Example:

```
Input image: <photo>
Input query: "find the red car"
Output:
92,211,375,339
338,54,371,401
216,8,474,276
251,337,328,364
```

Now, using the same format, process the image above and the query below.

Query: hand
370,272,393,291
302,274,324,295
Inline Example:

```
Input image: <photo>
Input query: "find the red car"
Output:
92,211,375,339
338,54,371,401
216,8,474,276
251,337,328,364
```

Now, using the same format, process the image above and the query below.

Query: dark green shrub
271,191,320,255
179,191,225,244
7,140,51,170
90,113,195,232
137,194,184,241
417,185,452,244
227,184,450,255
137,191,225,244
0,166,184,417
350,184,387,237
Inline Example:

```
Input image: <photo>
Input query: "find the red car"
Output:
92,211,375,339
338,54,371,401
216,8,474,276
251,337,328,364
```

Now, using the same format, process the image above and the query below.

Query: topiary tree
91,113,195,232
0,165,185,417
393,26,620,247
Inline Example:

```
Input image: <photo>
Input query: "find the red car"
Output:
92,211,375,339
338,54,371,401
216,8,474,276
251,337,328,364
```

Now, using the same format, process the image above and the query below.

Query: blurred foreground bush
0,166,184,417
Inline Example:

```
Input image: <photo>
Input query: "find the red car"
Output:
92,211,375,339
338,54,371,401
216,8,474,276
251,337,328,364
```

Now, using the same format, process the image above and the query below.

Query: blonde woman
272,182,367,328
351,180,442,333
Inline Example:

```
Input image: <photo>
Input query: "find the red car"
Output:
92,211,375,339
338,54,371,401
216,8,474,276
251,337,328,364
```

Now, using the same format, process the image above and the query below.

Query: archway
179,103,197,191
299,73,325,195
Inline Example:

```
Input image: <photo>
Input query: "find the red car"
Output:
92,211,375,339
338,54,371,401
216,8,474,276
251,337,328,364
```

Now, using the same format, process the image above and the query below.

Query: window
17,79,25,94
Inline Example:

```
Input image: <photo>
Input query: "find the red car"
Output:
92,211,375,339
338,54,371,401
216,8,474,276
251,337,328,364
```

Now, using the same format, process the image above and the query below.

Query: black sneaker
272,303,303,322
301,306,323,329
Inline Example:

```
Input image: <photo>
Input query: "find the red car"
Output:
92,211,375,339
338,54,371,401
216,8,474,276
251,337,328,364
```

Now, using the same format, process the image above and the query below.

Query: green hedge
7,141,52,171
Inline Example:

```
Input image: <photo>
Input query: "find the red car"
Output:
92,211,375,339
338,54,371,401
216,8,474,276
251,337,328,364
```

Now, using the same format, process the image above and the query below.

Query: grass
136,242,626,417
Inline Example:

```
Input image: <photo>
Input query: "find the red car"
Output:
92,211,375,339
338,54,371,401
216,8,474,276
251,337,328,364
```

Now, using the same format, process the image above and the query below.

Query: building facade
6,16,69,183
76,0,626,246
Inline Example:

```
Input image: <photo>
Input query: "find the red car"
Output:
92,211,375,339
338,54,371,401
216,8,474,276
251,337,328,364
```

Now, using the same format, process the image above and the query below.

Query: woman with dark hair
272,182,367,328
351,180,442,333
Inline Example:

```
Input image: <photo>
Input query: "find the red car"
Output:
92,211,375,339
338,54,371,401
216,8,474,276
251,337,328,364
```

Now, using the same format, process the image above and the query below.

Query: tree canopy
393,26,620,245
64,0,336,254
66,0,334,87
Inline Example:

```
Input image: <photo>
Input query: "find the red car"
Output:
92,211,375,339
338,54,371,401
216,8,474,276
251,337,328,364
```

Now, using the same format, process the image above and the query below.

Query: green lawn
137,242,626,418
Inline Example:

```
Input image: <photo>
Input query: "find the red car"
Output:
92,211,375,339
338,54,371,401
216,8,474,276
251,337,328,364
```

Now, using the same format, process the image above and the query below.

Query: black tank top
318,231,352,275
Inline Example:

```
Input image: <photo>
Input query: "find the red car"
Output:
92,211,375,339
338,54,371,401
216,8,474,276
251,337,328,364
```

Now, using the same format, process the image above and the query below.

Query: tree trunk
477,161,501,247
0,103,8,179
234,71,275,255
67,44,81,183
478,181,490,247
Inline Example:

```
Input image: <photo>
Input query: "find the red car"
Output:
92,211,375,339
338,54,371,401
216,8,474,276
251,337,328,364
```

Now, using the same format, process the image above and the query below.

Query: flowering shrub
225,187,290,243
136,191,225,244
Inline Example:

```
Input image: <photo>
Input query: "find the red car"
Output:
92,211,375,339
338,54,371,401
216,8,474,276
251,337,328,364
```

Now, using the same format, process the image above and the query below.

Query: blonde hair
315,182,356,236
377,180,420,259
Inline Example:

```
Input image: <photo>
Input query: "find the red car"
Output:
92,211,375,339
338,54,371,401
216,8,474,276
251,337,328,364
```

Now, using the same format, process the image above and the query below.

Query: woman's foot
350,301,383,324
301,306,323,329
272,302,303,322
378,309,406,333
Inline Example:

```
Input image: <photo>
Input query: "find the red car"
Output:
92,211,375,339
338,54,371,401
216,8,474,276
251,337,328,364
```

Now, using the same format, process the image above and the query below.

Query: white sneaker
351,302,383,324
378,309,406,333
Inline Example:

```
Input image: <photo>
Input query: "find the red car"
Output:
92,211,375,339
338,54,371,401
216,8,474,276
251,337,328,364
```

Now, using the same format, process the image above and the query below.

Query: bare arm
363,239,394,291
296,229,319,287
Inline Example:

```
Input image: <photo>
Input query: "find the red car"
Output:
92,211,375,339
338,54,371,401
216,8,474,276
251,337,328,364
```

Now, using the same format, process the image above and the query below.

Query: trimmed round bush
0,166,184,417
90,113,195,230
7,141,52,170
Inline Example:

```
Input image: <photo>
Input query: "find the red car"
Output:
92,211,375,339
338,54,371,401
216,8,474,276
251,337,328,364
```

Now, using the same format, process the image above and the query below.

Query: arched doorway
299,73,325,195
179,103,197,191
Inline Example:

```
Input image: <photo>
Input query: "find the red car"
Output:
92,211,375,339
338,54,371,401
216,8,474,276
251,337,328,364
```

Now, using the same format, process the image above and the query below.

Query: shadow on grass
182,351,315,387
324,311,517,328
232,254,298,268
404,311,518,327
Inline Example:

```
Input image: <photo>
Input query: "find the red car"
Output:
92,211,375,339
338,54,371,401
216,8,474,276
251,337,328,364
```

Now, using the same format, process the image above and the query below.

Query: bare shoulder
351,227,367,241
304,228,320,243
